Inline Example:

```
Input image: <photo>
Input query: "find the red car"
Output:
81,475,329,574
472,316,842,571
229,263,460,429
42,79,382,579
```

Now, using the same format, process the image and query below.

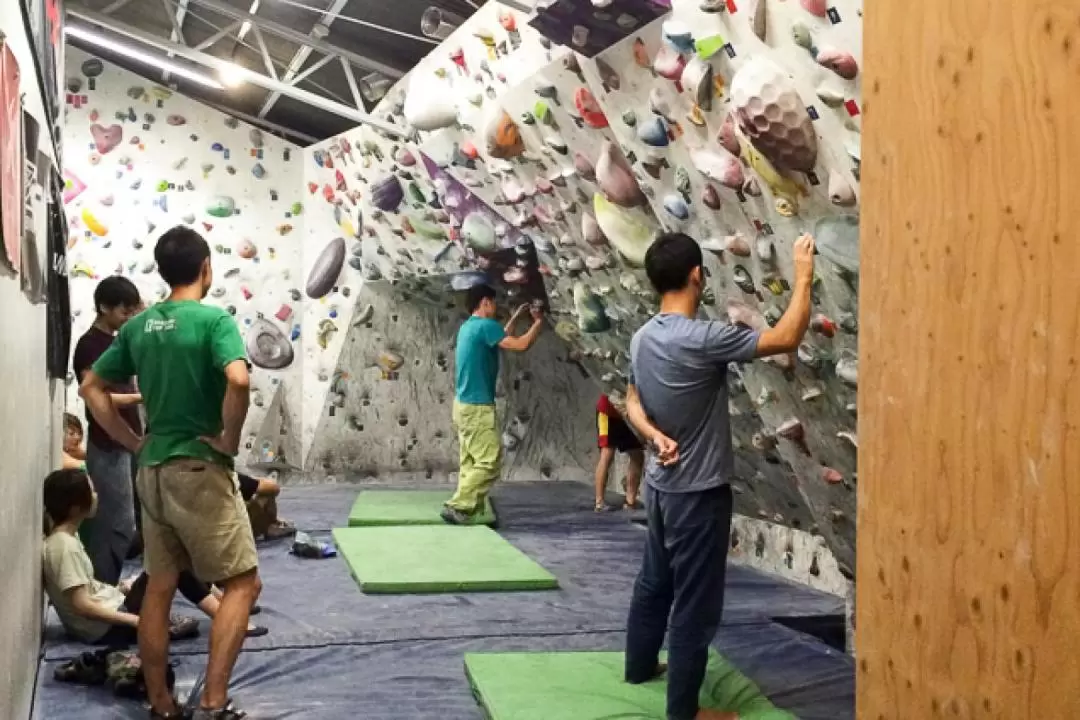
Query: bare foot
695,710,739,720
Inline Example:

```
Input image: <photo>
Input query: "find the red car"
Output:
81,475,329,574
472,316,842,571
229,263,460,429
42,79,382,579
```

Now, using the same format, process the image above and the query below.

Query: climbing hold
816,47,859,79
638,116,670,148
812,214,860,273
249,128,264,148
776,418,811,455
395,148,416,167
574,283,611,333
371,175,404,212
663,194,690,220
725,234,751,257
90,124,123,154
828,169,857,206
154,195,168,213
534,81,560,106
462,212,497,253
732,265,756,294
690,148,744,190
731,58,818,173
799,0,828,17
236,239,257,259
596,142,646,207
63,171,87,205
181,213,195,224
662,20,696,55
701,184,721,209
653,47,687,85
246,318,294,370
582,212,606,246
774,197,795,216
166,115,186,126
791,22,814,52
252,163,266,179
835,350,858,387
450,271,489,291
81,208,108,237
749,0,767,41
816,83,846,108
674,166,692,199
574,88,608,128
595,57,621,92
81,58,104,77
484,108,525,159
291,202,303,216
821,467,844,485
681,57,714,111
594,194,655,267
317,319,338,349
67,77,83,93
544,135,569,155
306,237,346,299
573,152,596,182
206,196,236,218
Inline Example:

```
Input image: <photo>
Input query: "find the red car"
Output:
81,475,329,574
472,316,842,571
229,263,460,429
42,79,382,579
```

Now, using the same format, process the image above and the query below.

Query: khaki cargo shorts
137,458,258,583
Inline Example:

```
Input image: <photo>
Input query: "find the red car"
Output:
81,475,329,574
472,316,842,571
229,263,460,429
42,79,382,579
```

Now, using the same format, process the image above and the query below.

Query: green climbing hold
207,195,236,218
695,34,727,59
155,180,168,192
407,213,446,240
291,202,303,216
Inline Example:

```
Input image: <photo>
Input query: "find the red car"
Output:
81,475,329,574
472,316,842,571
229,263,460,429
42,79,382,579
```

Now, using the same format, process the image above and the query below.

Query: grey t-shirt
43,531,127,642
630,313,759,493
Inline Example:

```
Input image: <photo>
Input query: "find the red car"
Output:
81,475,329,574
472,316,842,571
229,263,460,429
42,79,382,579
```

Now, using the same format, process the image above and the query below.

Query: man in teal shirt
442,284,544,525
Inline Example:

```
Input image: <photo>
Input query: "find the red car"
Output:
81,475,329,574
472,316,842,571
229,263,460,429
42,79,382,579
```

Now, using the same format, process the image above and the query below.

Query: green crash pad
347,490,495,527
464,650,795,720
331,525,559,594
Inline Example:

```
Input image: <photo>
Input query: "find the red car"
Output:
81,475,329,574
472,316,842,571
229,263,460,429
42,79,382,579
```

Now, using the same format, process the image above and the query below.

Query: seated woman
42,468,268,646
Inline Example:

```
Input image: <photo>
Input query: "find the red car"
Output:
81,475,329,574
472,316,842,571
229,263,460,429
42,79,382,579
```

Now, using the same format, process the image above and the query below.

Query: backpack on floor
54,649,175,700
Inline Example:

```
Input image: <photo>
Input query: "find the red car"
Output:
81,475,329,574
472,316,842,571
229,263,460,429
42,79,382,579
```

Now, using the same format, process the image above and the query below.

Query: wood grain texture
858,1,1080,717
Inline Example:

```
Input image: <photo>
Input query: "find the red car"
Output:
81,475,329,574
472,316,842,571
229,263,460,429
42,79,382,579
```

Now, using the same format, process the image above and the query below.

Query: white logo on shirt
144,318,177,333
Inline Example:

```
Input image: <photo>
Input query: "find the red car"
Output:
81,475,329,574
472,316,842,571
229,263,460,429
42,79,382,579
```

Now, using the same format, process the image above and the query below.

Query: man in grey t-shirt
622,232,816,720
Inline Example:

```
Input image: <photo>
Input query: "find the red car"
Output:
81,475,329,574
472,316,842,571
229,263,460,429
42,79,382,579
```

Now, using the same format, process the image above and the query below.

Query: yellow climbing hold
738,134,806,212
82,207,108,236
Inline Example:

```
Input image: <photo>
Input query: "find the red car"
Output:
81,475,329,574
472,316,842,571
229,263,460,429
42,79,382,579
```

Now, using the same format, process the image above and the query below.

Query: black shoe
440,506,472,525
249,604,262,616
245,625,269,638
193,700,247,719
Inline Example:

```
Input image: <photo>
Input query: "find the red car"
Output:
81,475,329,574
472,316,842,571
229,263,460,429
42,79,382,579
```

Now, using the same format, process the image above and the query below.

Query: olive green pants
447,400,502,514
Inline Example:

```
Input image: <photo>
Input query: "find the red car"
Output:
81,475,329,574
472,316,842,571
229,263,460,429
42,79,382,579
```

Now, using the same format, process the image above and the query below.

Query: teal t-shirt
455,316,506,405
92,300,247,468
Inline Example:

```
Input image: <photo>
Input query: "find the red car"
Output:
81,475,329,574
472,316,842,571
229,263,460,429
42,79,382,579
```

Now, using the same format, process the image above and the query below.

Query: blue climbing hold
212,142,224,151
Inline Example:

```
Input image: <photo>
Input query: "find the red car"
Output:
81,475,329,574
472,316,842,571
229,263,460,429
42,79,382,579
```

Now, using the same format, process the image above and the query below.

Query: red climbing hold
574,88,609,129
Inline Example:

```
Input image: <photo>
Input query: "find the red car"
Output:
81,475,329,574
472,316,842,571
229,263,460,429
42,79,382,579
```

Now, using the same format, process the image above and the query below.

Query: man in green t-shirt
81,226,258,720
442,284,544,525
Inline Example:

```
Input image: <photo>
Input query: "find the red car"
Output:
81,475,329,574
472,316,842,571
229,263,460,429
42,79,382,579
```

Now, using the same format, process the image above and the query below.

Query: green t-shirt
92,300,247,468
454,316,506,405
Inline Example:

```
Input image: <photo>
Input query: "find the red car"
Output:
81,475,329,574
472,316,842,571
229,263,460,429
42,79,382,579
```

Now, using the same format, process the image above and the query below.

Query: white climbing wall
62,47,305,465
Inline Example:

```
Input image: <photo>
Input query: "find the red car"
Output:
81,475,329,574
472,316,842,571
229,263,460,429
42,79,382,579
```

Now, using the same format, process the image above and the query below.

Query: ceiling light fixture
237,0,261,42
218,63,249,87
66,24,226,90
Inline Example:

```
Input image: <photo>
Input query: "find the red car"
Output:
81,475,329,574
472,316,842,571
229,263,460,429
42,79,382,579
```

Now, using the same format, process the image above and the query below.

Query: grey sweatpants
82,441,136,585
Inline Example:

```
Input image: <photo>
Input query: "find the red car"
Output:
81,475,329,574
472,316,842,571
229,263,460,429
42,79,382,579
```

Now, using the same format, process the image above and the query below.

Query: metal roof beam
258,0,349,118
186,0,404,78
65,5,407,137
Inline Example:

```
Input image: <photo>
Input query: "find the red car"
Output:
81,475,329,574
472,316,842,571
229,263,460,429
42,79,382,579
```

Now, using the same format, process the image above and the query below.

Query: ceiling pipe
420,6,465,40
66,6,408,137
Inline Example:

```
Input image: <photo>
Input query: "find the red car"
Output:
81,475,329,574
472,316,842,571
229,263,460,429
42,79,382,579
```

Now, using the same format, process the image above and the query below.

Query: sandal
245,625,269,638
594,502,615,513
265,519,297,540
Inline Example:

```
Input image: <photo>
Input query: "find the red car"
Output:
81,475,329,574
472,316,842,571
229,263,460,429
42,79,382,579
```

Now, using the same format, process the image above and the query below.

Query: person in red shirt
595,393,644,511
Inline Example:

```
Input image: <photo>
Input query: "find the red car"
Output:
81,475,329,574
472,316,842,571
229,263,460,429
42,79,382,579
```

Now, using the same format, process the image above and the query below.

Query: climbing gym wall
62,47,305,468
859,0,1080,713
292,0,861,580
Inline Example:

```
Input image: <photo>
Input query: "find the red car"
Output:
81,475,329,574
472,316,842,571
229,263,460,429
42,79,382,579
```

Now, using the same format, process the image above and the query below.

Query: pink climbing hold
810,313,837,337
596,141,646,208
799,0,828,17
275,304,293,322
717,113,741,157
241,286,253,300
90,124,123,154
816,47,859,79
822,467,844,484
701,184,721,210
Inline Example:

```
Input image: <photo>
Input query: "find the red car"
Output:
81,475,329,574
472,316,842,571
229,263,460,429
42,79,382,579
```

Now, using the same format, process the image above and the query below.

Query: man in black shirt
71,276,143,584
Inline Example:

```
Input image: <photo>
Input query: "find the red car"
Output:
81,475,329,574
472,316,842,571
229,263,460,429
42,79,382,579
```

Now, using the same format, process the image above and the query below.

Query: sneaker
192,700,247,719
265,519,296,540
440,506,473,525
245,625,269,638
168,614,200,641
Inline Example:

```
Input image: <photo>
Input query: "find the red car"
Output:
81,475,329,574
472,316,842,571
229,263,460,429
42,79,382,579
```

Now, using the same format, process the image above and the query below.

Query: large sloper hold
730,56,818,173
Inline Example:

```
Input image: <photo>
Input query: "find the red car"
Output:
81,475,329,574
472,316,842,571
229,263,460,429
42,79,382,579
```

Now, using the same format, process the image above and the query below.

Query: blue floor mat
34,482,852,719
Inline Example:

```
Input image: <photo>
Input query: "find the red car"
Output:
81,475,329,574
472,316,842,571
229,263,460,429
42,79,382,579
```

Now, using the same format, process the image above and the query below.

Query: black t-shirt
72,326,143,452
237,472,259,502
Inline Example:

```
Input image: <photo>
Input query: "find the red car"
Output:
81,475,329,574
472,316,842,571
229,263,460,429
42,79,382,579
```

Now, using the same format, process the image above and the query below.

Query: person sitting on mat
236,471,295,540
42,468,268,647
441,285,544,525
622,231,815,720
62,413,88,471
594,393,645,512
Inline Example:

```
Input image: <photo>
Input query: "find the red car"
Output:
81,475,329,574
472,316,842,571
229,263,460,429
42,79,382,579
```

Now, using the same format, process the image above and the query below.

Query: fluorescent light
237,0,261,41
66,25,225,90
218,63,249,87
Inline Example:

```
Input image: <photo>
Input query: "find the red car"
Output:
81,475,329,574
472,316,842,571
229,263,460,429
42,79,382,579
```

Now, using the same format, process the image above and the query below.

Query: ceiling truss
66,2,408,137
